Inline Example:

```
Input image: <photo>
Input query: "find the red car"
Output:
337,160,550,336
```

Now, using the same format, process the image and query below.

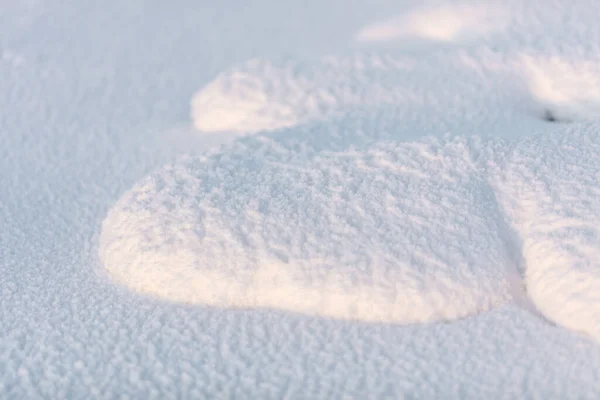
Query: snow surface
4,0,600,398
492,127,600,343
355,3,509,44
191,51,600,137
522,55,600,122
100,135,521,324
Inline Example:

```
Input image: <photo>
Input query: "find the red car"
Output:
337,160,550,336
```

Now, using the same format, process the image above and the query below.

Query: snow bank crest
190,53,527,138
355,4,509,44
190,56,414,135
522,56,600,121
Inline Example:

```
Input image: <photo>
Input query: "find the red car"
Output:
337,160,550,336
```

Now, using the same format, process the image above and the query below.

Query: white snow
191,60,311,133
112,83,600,341
491,127,600,342
190,50,600,138
190,55,417,135
355,3,509,44
100,135,520,324
190,52,532,138
112,30,600,339
521,55,600,121
4,0,600,398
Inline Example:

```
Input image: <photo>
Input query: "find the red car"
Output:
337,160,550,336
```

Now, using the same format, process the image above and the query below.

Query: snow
355,3,509,44
4,0,600,398
521,55,600,121
492,127,600,342
100,135,520,324
189,52,535,138
190,55,421,135
190,50,600,138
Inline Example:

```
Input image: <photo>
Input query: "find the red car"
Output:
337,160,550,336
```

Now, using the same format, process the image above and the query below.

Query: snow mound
191,59,314,134
492,127,600,341
521,55,600,122
190,56,415,135
99,134,519,324
113,45,600,337
355,4,508,43
191,53,530,138
191,50,600,139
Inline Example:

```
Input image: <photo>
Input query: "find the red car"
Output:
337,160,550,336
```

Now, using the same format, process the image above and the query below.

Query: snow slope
3,0,600,398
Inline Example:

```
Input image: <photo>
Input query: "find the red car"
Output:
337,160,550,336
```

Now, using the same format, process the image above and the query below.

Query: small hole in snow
543,109,557,122
540,109,570,123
